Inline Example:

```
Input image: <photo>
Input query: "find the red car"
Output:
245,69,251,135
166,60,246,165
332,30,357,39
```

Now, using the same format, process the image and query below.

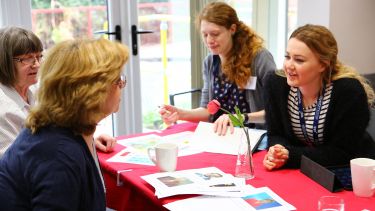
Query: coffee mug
148,143,178,172
350,158,375,197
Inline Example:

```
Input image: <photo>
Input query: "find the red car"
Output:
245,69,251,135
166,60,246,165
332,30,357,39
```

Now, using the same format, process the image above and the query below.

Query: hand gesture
159,104,179,125
94,134,116,153
213,114,235,136
263,144,289,170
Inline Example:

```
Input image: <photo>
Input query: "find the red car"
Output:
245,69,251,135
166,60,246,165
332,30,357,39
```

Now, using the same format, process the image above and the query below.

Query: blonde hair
196,2,264,88
290,24,375,106
26,38,129,135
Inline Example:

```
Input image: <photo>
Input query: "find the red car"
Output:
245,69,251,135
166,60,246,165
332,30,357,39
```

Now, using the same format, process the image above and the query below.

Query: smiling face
284,38,326,91
200,20,235,57
13,52,42,89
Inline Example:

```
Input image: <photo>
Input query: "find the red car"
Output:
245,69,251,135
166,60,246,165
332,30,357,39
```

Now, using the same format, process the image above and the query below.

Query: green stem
219,108,245,128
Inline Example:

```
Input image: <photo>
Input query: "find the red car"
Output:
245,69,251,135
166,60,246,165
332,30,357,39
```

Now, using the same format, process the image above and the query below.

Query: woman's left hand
213,114,234,136
94,134,116,153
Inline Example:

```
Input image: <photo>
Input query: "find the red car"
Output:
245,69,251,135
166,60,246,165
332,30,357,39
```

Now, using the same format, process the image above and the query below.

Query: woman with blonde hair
159,2,276,135
263,24,375,170
0,38,129,210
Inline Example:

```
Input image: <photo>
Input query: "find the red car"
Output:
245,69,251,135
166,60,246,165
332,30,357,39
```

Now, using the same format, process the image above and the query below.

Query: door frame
108,0,142,136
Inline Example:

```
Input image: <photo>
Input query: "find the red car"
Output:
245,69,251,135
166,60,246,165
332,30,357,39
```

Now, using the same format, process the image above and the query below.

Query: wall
0,0,32,29
297,0,375,74
297,0,330,27
330,0,375,74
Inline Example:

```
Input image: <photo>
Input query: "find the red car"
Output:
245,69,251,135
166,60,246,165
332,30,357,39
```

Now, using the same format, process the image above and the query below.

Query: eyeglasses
13,55,43,65
114,75,126,89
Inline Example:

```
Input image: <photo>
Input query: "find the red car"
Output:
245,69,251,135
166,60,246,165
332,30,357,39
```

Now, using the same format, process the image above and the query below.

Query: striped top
288,84,332,145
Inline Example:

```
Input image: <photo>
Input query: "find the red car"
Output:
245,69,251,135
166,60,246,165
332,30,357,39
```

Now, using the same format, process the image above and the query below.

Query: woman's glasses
13,55,43,66
114,75,127,89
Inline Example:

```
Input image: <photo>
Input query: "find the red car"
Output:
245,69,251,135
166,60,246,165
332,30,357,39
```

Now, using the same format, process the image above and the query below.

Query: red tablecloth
98,122,375,211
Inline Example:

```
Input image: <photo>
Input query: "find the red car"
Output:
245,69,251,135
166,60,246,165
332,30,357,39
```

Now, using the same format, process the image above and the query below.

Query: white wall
297,0,375,74
297,0,330,27
0,0,32,29
330,0,375,74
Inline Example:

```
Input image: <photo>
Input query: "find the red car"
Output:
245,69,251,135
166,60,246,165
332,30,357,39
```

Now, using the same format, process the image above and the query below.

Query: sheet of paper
141,167,249,198
107,132,202,165
190,122,266,155
164,186,296,211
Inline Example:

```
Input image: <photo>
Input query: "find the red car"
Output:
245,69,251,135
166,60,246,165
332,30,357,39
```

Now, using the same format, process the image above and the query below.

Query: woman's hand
213,114,235,136
263,144,289,170
159,104,179,125
94,134,116,153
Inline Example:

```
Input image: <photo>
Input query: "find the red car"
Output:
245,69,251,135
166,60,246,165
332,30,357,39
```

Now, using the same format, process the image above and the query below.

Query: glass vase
235,128,255,180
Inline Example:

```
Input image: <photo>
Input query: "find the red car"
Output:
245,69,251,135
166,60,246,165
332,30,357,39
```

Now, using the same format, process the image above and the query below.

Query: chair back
367,108,375,141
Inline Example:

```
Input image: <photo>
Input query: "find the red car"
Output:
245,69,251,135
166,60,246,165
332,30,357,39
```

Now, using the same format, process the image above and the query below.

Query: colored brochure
107,131,202,165
141,167,249,198
164,186,296,211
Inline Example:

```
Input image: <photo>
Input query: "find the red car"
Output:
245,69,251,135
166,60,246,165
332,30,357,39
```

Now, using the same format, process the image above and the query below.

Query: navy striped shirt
288,84,332,145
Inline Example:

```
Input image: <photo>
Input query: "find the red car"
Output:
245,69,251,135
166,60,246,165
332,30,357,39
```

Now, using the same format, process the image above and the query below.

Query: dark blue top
212,55,250,122
0,125,106,211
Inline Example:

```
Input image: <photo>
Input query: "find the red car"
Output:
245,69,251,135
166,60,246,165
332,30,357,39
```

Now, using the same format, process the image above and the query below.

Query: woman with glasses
0,38,129,210
0,26,43,157
0,26,118,157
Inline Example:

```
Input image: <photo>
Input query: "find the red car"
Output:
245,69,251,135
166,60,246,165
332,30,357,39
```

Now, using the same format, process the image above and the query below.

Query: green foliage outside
143,111,163,130
32,0,106,9
31,0,108,49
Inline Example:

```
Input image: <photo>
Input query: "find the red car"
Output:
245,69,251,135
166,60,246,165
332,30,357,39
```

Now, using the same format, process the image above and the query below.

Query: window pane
31,0,112,137
138,1,191,131
31,0,107,50
228,0,253,26
287,0,298,38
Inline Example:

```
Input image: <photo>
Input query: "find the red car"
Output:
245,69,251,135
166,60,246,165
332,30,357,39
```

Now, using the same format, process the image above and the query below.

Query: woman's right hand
263,144,289,170
159,104,179,125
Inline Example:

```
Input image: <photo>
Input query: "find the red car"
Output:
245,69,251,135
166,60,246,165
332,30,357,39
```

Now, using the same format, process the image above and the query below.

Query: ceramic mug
148,143,178,172
350,158,375,197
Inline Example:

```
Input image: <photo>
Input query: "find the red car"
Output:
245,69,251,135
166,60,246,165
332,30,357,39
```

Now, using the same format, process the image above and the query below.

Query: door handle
131,25,154,56
94,25,122,42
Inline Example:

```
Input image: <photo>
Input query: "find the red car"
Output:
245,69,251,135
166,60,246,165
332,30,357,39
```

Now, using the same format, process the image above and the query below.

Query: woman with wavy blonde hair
159,2,276,135
264,24,375,170
0,38,129,210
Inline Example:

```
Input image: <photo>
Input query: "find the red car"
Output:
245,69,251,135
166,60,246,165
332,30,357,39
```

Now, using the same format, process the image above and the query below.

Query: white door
107,0,142,136
30,0,192,136
108,0,192,136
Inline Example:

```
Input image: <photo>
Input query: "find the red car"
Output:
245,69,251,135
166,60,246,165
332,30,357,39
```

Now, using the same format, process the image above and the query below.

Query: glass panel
138,0,191,131
287,0,298,38
227,0,253,26
31,0,112,136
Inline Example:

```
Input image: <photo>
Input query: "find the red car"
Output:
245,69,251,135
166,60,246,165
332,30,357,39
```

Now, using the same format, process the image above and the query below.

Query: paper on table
163,186,296,211
108,132,202,165
141,167,248,198
190,122,266,155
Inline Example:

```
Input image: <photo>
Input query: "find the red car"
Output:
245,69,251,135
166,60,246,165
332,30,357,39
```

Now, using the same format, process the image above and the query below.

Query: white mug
350,158,375,197
148,143,178,172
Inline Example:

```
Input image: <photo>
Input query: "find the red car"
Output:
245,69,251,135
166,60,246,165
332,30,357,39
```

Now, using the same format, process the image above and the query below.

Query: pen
158,105,171,114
